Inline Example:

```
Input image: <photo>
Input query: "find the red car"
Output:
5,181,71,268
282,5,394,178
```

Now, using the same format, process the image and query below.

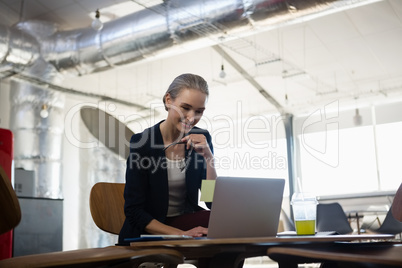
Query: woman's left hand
181,134,213,160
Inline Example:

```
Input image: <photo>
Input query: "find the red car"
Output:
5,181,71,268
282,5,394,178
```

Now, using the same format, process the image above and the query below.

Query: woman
119,73,217,243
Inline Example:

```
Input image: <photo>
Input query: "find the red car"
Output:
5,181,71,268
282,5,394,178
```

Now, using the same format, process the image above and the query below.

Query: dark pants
165,210,210,231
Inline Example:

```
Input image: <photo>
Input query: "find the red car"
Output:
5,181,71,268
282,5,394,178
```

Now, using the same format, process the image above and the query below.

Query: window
210,113,289,194
295,101,402,197
297,126,378,195
376,121,402,190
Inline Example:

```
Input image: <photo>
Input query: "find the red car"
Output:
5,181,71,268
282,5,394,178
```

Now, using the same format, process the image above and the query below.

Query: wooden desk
268,242,402,267
0,246,184,268
130,234,395,268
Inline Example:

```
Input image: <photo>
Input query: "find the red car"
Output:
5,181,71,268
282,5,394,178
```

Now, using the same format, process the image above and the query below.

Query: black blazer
118,121,213,243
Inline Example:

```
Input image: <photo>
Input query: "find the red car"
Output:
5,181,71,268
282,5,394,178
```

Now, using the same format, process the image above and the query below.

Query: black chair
280,209,296,232
369,184,402,239
267,189,402,268
316,203,353,234
391,183,402,222
370,206,402,240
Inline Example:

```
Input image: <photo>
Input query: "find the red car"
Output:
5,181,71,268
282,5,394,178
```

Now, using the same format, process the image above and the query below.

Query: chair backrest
280,209,295,232
89,182,125,235
376,206,402,234
0,165,21,235
316,203,353,234
391,183,402,222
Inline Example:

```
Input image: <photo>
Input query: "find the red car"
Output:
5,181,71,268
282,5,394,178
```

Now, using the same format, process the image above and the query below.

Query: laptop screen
207,176,285,238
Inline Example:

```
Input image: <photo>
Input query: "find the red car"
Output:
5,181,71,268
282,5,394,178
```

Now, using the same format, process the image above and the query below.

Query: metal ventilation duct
0,0,371,80
9,80,65,199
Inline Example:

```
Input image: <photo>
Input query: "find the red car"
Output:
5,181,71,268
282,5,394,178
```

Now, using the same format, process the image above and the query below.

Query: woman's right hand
182,226,208,237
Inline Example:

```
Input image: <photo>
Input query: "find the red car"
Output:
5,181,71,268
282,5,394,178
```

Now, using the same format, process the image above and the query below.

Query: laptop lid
207,176,285,238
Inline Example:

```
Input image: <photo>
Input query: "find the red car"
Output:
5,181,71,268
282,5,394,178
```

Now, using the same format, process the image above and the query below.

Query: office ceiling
1,0,402,127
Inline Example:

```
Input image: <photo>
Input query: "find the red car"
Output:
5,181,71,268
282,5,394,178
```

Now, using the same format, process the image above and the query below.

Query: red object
0,128,14,260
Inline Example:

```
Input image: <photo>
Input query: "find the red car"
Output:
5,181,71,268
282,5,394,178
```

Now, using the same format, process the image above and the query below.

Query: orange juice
295,220,315,235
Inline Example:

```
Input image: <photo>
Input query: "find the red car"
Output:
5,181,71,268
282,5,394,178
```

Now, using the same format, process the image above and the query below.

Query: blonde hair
163,73,209,111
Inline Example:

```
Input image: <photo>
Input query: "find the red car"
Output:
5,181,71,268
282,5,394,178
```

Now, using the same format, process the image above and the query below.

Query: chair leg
137,263,176,268
277,261,298,268
191,253,244,268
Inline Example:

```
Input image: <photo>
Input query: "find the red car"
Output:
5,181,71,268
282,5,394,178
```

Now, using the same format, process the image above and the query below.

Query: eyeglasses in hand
163,141,193,172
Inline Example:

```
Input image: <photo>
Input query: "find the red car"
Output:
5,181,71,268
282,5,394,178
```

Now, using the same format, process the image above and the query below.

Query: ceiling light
219,64,226,79
282,70,309,80
40,104,49,119
353,108,362,126
91,9,103,31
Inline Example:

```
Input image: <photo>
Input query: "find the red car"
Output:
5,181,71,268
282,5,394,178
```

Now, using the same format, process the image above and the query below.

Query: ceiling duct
0,0,373,81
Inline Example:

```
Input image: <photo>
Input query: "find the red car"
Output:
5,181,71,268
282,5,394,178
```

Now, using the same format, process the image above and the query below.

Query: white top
166,158,186,217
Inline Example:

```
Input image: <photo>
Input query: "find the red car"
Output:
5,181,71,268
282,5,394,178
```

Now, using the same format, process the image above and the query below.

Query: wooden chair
0,165,21,235
89,182,125,235
90,182,207,268
0,175,183,267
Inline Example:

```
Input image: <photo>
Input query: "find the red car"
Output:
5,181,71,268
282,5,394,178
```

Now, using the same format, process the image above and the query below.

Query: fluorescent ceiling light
87,2,146,23
282,70,310,81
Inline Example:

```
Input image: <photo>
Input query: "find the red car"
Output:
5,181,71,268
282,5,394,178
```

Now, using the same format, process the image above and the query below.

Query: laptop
207,176,285,238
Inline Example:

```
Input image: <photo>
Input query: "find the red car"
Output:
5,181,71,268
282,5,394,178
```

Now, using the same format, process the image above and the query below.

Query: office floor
242,256,280,267
243,257,321,267
177,256,321,267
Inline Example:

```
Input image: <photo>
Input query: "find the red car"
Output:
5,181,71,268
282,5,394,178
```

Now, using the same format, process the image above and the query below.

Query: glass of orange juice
291,193,318,235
